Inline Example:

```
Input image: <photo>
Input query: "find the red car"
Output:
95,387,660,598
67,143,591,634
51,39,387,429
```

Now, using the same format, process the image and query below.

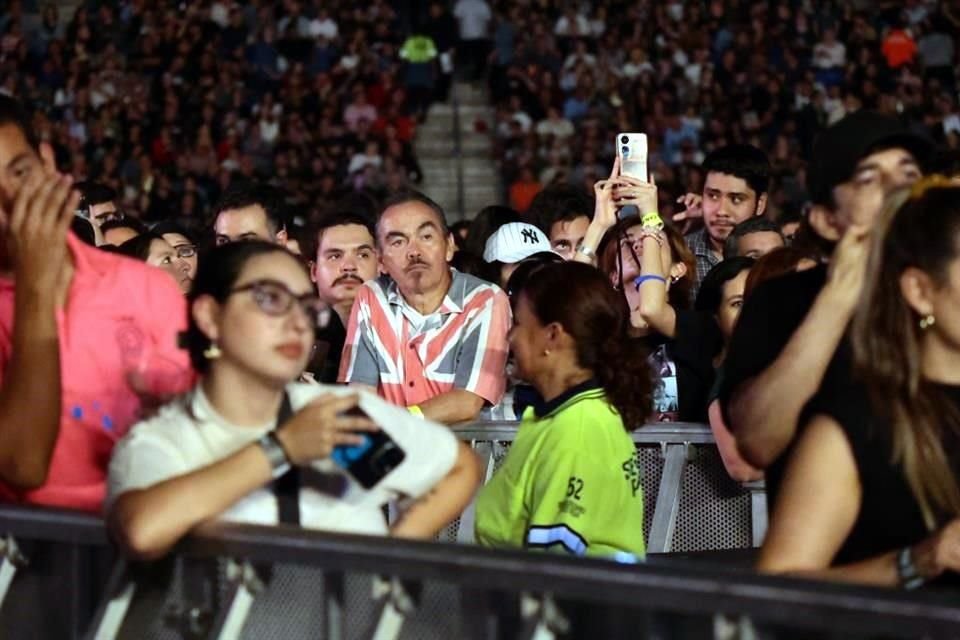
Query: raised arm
0,174,78,489
727,225,868,468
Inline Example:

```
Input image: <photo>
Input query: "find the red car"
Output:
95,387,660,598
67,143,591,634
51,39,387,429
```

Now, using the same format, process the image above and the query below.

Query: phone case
617,133,648,181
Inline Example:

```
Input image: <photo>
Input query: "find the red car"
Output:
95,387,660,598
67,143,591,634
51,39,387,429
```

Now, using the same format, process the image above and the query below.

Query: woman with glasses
596,215,720,423
151,221,199,282
114,232,194,294
107,241,481,560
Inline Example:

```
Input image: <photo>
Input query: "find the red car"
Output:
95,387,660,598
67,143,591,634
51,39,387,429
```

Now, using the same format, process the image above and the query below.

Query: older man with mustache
307,211,380,383
340,191,511,424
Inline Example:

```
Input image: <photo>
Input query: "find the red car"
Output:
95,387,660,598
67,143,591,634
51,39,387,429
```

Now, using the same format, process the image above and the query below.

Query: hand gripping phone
330,408,406,489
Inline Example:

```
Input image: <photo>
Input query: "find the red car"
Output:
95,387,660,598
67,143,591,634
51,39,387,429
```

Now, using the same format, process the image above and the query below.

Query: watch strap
258,431,292,480
897,546,926,590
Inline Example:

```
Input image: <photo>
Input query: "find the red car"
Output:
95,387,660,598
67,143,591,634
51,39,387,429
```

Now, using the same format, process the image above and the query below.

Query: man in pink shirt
0,96,193,512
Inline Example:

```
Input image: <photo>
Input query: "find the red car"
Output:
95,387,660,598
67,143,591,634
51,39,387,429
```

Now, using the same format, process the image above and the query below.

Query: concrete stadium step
416,82,504,222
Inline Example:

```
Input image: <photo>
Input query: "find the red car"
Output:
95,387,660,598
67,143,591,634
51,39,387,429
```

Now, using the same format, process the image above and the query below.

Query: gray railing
451,422,766,554
0,505,959,639
0,420,769,639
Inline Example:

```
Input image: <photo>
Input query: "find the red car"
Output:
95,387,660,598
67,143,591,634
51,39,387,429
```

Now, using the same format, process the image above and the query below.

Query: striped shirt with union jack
338,270,512,408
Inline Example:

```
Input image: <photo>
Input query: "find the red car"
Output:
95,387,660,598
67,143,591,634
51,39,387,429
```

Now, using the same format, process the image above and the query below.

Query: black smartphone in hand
331,408,406,489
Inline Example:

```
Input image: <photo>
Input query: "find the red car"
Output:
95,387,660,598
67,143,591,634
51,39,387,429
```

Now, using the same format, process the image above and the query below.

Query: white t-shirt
107,383,459,535
454,0,492,40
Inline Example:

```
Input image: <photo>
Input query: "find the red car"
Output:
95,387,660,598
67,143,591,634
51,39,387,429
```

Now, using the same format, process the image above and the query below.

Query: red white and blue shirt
339,270,511,408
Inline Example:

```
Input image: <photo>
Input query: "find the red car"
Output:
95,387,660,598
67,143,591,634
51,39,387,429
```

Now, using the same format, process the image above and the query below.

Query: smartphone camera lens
620,135,629,144
621,145,630,155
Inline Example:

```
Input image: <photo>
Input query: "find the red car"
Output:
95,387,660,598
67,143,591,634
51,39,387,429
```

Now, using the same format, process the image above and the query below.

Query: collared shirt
685,227,720,297
474,379,646,557
339,270,511,408
0,234,194,512
108,382,459,531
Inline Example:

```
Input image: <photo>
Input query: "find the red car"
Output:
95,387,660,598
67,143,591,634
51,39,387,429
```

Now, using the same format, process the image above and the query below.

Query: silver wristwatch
258,432,292,479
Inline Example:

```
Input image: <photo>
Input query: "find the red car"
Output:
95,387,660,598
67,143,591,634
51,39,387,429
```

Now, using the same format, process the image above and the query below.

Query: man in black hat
717,111,933,505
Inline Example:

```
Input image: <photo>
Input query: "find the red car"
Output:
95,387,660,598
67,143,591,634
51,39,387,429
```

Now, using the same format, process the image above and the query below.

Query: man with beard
307,211,379,383
340,191,511,423
684,144,771,296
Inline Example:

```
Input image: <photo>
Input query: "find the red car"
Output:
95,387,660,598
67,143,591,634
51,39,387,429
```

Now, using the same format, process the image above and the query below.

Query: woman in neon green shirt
475,261,653,557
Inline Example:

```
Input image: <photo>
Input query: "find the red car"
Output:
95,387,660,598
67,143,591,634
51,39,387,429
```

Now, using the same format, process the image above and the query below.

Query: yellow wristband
408,405,424,418
641,212,663,229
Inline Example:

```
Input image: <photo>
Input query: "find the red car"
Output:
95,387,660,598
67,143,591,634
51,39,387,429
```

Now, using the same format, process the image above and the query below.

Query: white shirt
107,383,459,534
454,0,492,40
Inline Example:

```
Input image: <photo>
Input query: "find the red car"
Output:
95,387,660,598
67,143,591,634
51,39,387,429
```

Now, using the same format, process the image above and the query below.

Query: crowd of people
0,0,441,238
2,2,960,623
484,0,960,227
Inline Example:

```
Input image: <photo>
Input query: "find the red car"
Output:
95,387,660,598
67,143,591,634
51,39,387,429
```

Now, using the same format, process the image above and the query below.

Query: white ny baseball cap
483,222,560,263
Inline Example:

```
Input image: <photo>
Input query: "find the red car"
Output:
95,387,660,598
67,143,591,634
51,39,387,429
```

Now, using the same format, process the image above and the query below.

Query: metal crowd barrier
450,422,767,554
0,506,959,639
0,421,769,639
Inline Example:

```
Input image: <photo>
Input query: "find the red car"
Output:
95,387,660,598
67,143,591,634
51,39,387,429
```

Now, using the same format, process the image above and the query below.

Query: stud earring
203,342,223,359
919,315,936,330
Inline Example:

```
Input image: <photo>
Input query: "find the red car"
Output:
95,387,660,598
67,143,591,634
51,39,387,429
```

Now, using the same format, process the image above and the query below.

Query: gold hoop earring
203,342,223,359
919,315,936,330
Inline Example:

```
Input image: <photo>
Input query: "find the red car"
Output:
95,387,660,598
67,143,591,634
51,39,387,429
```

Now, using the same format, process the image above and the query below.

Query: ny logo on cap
521,228,539,244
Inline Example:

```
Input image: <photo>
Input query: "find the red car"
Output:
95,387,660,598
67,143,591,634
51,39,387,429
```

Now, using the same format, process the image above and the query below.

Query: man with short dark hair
528,183,594,261
101,217,147,246
307,211,379,383
718,111,931,508
75,181,120,227
212,183,290,246
685,144,772,293
723,217,785,259
340,191,511,424
0,95,192,511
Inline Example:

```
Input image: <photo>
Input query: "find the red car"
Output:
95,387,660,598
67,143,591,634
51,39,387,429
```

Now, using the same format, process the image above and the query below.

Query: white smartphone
616,133,648,181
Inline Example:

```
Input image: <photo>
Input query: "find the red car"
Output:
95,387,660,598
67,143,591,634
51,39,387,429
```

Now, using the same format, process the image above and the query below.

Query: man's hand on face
0,170,78,295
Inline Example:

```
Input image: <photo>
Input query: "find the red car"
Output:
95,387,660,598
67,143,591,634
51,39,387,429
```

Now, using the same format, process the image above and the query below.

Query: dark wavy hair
515,261,653,430
182,241,307,373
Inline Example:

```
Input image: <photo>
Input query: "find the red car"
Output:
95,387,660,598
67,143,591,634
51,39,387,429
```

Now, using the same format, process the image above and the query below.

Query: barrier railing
451,422,766,554
0,505,958,639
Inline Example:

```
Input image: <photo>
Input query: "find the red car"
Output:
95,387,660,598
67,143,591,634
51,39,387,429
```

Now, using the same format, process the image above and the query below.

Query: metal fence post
0,534,26,608
85,558,136,640
647,443,690,554
207,559,264,640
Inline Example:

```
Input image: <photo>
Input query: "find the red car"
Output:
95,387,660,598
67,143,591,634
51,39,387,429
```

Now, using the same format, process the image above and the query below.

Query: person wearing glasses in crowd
108,241,482,560
151,221,199,283
75,181,122,227
579,160,719,423
112,232,194,294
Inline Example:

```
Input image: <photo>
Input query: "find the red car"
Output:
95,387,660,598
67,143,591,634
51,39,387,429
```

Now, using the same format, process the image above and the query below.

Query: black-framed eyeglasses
227,279,328,328
174,244,197,259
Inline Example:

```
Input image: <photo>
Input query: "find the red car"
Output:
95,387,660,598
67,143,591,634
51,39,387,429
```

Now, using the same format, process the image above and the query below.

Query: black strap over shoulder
272,392,301,525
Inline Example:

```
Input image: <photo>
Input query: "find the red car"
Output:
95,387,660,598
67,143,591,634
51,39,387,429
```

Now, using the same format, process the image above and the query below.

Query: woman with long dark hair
760,179,960,587
108,241,481,560
475,262,651,556
596,215,720,422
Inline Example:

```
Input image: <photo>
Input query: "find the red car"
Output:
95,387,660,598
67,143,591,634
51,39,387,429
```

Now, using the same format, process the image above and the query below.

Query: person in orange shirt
509,167,542,213
882,22,918,69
